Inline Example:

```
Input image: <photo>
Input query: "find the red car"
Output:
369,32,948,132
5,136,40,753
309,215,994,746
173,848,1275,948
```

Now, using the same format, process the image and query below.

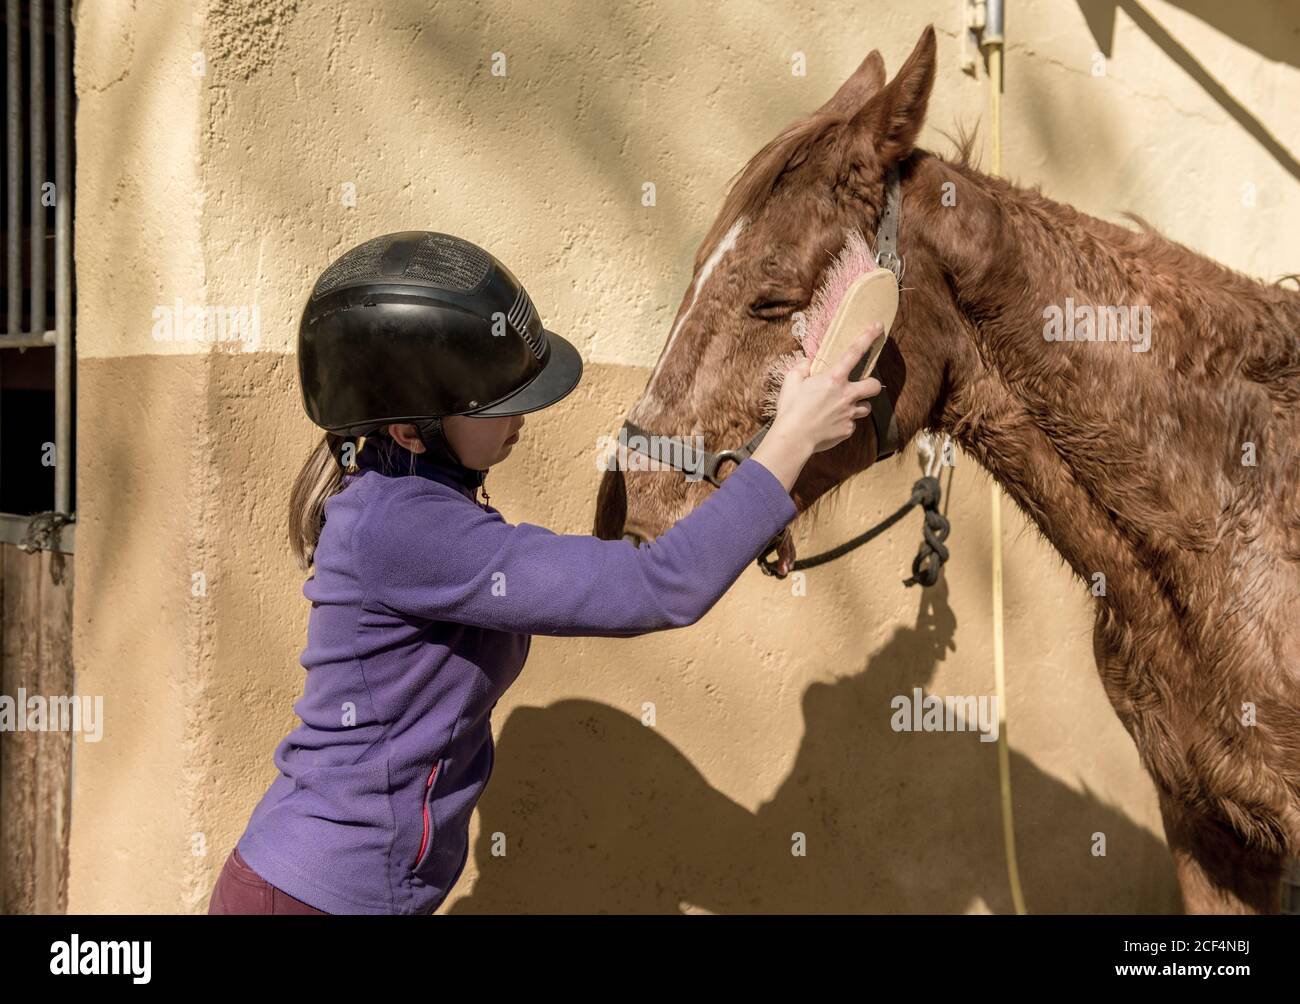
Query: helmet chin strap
413,418,489,495
413,417,460,464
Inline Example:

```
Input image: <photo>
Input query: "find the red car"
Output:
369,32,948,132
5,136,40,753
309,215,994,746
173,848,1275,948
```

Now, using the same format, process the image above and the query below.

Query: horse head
595,26,974,570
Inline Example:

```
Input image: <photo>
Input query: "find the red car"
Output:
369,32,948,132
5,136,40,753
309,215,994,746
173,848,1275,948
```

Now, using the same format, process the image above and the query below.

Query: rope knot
903,475,951,588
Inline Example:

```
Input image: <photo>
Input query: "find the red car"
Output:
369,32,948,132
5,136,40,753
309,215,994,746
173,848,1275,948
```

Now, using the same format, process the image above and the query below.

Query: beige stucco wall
67,0,1299,912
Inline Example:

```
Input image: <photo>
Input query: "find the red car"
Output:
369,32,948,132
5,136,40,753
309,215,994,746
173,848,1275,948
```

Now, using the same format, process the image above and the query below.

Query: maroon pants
207,846,330,915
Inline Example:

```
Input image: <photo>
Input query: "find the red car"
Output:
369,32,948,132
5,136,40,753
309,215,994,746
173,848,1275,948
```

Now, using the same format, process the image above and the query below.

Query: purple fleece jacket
235,436,797,914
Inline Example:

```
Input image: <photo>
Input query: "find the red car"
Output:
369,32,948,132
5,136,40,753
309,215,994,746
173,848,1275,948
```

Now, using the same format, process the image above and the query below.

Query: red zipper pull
416,762,439,865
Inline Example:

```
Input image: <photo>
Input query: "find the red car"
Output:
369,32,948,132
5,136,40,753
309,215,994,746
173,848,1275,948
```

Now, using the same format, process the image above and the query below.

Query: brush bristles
759,229,877,421
797,229,876,363
760,349,804,420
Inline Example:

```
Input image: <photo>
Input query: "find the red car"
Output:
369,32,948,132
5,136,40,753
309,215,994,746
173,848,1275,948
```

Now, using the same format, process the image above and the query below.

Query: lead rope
905,433,953,587
757,462,951,585
756,386,954,585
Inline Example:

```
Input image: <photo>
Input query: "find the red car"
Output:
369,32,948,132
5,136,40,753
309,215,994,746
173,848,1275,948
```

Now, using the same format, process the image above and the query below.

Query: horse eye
749,287,808,320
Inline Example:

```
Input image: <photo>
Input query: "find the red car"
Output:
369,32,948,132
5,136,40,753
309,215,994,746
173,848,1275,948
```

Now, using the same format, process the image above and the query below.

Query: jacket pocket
414,759,442,870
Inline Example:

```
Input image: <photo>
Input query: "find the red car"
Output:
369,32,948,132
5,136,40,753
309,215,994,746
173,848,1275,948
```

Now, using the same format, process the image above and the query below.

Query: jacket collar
352,435,487,502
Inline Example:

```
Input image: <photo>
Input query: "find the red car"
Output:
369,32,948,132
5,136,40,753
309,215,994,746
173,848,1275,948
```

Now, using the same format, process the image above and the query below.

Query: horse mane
693,111,842,273
696,111,982,274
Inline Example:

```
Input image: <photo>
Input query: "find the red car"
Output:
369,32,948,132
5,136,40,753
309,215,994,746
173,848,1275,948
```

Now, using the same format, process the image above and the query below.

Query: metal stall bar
0,2,75,552
30,0,45,341
6,0,20,338
54,0,71,521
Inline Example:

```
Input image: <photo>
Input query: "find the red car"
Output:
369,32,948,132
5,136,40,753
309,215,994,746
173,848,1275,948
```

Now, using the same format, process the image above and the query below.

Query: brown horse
594,25,1300,914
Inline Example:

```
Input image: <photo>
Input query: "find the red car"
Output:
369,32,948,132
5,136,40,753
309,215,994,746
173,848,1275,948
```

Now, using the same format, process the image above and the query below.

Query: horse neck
904,152,1300,617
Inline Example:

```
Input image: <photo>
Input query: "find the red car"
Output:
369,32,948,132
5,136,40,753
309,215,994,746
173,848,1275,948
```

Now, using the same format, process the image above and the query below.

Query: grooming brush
798,228,899,381
759,231,900,579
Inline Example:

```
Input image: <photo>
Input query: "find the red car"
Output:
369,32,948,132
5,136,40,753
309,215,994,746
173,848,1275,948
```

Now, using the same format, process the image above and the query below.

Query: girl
207,231,883,914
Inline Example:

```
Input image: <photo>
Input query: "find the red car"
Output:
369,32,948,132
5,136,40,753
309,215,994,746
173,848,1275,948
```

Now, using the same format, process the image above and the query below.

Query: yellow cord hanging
985,29,1027,917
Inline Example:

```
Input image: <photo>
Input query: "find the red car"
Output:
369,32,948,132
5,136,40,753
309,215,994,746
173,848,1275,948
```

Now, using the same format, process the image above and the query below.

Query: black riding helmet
297,231,584,470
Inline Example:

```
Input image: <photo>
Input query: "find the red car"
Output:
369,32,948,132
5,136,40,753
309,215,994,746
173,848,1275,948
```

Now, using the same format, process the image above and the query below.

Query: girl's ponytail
288,433,354,570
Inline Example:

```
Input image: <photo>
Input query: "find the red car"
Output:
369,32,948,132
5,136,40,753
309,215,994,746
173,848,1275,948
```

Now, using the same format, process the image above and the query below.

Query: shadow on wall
450,581,1183,914
1079,0,1300,183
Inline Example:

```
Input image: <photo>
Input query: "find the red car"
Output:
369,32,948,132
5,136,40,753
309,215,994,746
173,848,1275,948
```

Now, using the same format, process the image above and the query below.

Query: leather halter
616,162,905,489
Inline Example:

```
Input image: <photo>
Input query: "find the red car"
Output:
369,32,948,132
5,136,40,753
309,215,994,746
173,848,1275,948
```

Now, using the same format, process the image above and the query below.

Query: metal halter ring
615,419,771,489
875,249,903,280
704,449,750,487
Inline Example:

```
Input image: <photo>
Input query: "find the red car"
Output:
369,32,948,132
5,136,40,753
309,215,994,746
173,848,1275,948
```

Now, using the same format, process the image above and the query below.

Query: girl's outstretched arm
355,456,797,637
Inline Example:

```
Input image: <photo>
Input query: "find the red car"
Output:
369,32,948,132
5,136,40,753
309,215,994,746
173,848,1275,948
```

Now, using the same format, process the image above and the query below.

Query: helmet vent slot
508,288,545,360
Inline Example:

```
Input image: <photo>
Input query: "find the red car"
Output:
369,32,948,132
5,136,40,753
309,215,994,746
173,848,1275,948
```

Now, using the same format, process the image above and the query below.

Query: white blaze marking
633,216,747,419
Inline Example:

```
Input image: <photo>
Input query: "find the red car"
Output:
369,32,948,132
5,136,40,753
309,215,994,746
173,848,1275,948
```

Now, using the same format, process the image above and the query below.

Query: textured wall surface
69,0,1298,913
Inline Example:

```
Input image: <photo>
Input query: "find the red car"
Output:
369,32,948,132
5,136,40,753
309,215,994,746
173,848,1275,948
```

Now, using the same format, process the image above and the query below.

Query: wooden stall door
0,542,74,913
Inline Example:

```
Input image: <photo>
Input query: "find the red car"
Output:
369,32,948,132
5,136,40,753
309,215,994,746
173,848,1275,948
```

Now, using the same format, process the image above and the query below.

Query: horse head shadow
450,580,1181,913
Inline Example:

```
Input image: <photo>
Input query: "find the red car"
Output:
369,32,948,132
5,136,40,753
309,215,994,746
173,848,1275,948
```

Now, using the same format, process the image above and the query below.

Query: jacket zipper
416,761,439,864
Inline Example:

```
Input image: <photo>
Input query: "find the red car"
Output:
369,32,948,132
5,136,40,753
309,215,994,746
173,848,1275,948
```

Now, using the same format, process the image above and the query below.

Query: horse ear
843,25,937,167
814,50,887,120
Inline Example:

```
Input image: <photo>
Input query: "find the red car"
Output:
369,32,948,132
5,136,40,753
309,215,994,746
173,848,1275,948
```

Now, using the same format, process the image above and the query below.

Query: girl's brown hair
288,433,350,570
288,429,422,569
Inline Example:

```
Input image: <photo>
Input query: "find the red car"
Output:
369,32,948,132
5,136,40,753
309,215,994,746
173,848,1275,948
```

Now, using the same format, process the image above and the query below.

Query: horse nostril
622,532,645,548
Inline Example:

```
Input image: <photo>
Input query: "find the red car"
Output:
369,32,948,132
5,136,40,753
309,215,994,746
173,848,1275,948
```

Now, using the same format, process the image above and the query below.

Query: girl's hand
749,325,885,492
771,324,885,454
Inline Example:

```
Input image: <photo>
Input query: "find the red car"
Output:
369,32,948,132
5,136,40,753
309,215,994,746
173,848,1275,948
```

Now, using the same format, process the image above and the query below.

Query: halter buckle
875,249,903,281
